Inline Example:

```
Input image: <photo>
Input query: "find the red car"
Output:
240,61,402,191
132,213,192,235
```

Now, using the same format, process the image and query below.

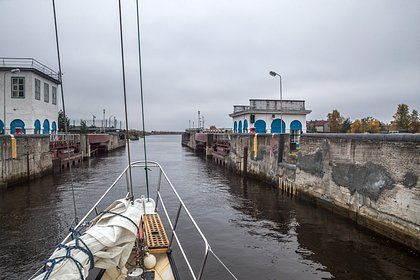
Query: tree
410,109,420,133
392,104,410,131
351,119,363,133
58,110,70,132
327,109,343,133
379,122,388,132
340,118,351,133
368,119,381,133
307,121,316,133
360,117,371,132
80,120,88,134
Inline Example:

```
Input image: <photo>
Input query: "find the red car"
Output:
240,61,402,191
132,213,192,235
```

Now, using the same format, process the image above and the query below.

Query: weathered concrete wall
0,135,52,187
181,130,205,152
107,133,125,151
295,134,420,250
79,133,125,157
227,134,296,184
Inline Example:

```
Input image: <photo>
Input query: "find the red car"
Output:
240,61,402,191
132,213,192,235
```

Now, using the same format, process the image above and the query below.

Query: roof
230,99,311,117
0,57,61,84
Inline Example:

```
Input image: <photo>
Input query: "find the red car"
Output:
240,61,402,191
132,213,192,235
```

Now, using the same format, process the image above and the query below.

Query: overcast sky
1,0,419,130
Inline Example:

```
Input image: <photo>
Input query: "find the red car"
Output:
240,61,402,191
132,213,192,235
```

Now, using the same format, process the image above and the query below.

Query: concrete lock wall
295,134,420,250
227,134,296,183
0,135,52,187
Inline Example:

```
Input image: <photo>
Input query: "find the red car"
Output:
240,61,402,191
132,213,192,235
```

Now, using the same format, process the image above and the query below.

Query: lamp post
269,71,283,133
3,68,20,134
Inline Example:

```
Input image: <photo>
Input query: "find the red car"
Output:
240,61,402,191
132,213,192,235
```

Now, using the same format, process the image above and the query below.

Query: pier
0,132,125,187
182,130,420,251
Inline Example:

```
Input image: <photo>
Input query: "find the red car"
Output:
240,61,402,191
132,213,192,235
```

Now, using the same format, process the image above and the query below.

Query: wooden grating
144,213,170,254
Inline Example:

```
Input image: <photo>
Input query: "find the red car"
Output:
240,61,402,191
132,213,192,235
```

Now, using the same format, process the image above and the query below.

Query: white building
0,58,60,134
229,99,311,136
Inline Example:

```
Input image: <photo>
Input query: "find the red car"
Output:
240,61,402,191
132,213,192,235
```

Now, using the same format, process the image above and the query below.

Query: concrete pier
295,134,420,251
182,130,420,251
0,132,126,187
0,135,52,187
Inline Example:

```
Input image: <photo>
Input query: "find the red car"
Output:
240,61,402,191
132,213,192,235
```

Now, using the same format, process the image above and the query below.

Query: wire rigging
135,0,150,200
118,0,134,200
52,0,78,225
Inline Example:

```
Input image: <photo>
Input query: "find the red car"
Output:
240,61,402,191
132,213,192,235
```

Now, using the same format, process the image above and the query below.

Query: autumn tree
327,109,343,133
368,119,381,133
360,117,371,132
351,120,363,133
392,104,410,131
410,110,420,133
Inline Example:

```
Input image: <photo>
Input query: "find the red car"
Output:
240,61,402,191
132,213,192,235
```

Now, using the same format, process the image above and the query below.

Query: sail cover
34,198,144,280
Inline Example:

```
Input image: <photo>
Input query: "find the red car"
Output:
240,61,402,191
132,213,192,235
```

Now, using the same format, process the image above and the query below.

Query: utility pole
102,109,105,132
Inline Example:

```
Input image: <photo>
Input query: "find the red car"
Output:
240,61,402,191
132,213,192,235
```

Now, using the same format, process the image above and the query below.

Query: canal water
0,135,419,279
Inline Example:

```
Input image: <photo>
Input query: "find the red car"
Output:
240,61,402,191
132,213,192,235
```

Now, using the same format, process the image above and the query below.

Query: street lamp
3,68,20,134
269,70,283,133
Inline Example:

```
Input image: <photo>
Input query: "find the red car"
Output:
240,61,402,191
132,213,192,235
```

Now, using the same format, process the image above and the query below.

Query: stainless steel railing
0,57,59,81
58,160,237,280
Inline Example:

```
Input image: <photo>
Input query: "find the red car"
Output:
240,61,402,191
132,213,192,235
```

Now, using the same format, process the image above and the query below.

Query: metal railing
50,133,80,143
0,57,59,81
52,160,237,280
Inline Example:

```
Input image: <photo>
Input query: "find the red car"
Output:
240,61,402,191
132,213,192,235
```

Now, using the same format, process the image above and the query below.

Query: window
52,86,57,105
35,79,41,100
11,77,25,98
250,114,255,124
44,82,49,103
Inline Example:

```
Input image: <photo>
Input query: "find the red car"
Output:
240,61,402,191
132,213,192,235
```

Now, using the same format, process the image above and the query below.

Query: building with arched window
0,58,60,134
229,99,311,136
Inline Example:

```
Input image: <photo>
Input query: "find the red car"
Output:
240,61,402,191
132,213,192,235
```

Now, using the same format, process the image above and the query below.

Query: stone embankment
295,134,420,251
1,135,52,187
1,133,126,187
182,131,420,250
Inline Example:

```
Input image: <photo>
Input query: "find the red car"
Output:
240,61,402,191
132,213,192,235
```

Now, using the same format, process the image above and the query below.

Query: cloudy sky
1,0,419,130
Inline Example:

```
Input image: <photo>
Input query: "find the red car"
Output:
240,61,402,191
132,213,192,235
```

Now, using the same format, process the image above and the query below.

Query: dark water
0,135,419,279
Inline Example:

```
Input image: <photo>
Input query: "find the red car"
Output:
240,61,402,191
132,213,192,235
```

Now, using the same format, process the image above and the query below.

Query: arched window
290,120,302,132
233,121,237,133
43,119,50,134
51,121,57,134
290,120,303,149
238,120,243,133
271,119,286,133
10,119,26,134
243,119,248,133
254,120,266,133
0,120,4,134
34,119,41,134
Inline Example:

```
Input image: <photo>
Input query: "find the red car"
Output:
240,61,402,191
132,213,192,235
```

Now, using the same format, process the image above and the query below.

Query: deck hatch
144,213,170,254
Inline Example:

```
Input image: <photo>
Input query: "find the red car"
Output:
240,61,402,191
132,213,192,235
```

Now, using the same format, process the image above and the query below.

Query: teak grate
144,213,170,254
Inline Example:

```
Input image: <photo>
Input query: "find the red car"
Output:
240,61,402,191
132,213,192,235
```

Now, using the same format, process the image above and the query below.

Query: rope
42,229,94,280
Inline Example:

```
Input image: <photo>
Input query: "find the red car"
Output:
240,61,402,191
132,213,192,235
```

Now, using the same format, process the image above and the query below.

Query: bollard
10,135,17,159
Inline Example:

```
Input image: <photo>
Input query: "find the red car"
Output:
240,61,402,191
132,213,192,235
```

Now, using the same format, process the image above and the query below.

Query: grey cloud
1,0,419,130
